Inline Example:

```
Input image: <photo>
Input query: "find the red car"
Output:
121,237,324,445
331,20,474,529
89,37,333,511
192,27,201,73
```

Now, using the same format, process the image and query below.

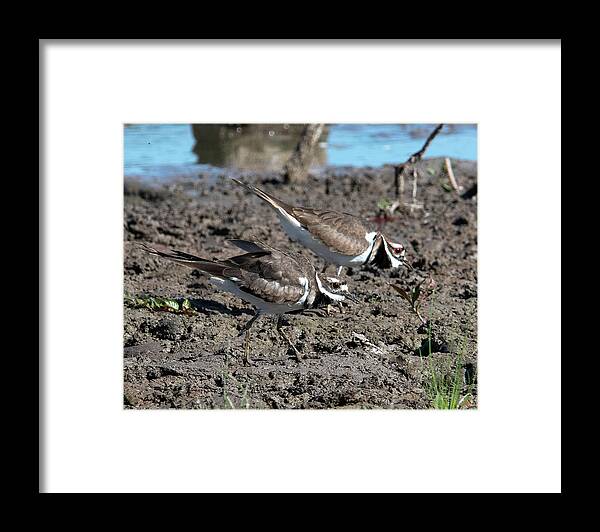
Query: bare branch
410,166,419,213
394,164,406,202
388,200,401,215
394,124,444,201
408,123,444,163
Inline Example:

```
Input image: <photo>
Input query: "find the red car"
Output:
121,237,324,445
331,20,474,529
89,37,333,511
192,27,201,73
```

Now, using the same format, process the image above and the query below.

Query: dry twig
411,166,419,213
394,124,444,206
445,157,462,193
408,124,444,164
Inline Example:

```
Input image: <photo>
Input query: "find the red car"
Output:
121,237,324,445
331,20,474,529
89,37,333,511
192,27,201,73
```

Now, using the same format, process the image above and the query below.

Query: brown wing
232,179,372,256
223,248,307,305
143,241,308,306
289,207,372,256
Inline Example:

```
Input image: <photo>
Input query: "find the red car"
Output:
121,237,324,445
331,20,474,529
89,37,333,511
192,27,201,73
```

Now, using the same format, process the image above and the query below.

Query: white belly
209,277,307,315
277,210,376,267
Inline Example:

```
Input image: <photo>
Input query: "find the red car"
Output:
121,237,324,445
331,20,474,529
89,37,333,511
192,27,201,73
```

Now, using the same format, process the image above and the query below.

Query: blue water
124,123,477,180
327,124,477,166
124,124,213,179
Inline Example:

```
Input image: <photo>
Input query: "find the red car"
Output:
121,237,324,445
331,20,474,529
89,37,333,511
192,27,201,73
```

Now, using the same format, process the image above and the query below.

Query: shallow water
124,123,477,181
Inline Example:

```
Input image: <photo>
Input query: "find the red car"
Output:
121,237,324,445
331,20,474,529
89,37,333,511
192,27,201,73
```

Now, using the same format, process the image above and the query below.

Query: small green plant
125,294,195,314
439,180,453,192
390,277,436,325
412,289,475,409
370,198,400,231
426,353,472,409
421,332,475,410
223,371,235,409
376,198,393,211
222,371,251,409
424,161,452,191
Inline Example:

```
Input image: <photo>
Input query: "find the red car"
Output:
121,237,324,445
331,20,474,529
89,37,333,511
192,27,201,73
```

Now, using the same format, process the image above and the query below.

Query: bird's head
369,233,412,270
314,273,358,304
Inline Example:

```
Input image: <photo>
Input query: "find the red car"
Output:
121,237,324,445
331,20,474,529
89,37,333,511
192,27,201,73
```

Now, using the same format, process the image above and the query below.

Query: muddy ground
123,158,477,409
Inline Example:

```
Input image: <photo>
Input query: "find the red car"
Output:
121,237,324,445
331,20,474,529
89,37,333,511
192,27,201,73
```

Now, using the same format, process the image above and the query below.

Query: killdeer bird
140,239,354,364
231,178,411,276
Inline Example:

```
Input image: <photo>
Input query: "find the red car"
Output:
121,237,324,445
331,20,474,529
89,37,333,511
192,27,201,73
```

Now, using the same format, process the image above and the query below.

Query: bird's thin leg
239,312,260,365
335,265,346,313
323,265,346,315
276,315,302,361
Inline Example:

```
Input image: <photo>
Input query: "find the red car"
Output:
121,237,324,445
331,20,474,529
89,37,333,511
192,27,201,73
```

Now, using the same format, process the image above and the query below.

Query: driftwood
283,124,324,184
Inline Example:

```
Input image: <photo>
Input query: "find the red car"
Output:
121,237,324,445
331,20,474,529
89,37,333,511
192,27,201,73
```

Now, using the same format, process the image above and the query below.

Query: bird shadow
189,298,254,318
125,293,253,318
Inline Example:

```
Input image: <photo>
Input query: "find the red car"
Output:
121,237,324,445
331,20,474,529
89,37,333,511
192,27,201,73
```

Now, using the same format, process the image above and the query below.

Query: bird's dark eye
393,245,404,256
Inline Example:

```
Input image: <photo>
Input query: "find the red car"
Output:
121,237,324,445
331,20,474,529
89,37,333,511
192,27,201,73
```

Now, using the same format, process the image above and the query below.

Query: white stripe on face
315,273,345,302
382,238,403,269
324,277,349,293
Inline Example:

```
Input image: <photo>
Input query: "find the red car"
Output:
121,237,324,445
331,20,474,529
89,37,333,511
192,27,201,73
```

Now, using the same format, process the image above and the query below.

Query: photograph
123,123,478,409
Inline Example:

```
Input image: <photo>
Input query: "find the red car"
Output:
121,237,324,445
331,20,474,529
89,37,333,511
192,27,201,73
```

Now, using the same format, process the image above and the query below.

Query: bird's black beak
343,292,359,303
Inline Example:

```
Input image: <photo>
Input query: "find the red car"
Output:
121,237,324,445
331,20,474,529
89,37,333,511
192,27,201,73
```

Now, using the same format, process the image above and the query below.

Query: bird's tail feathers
139,243,225,274
230,177,288,211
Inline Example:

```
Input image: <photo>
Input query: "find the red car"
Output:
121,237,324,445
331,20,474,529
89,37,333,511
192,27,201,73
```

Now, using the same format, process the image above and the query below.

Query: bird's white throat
314,273,345,302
